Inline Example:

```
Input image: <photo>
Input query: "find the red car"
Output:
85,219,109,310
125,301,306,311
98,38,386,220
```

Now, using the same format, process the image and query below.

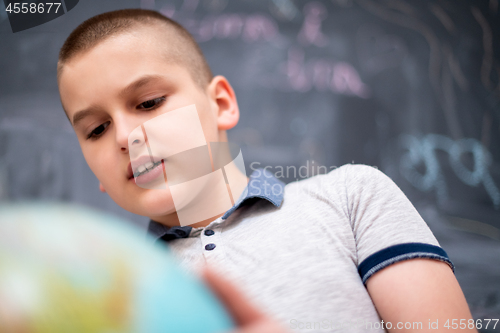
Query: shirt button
205,243,216,251
204,229,215,236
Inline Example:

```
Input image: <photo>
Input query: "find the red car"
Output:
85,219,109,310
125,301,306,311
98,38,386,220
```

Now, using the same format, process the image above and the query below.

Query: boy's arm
366,258,478,332
336,164,476,331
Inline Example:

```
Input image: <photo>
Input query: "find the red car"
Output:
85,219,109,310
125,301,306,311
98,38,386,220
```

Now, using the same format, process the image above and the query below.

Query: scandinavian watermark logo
3,0,79,32
128,104,247,226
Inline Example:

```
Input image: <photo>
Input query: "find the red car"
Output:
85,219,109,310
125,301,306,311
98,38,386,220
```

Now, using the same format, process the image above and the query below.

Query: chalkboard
0,0,499,320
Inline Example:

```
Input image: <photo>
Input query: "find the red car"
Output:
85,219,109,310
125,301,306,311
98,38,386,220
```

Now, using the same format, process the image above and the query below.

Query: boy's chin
119,182,226,225
121,190,177,219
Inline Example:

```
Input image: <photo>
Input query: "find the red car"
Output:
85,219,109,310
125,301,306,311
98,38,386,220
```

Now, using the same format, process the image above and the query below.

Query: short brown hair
58,9,213,88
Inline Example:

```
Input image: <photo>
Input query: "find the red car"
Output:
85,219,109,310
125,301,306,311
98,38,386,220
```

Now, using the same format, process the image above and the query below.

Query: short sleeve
342,164,454,284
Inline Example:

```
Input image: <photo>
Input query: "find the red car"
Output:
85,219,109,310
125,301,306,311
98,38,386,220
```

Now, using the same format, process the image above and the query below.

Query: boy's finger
225,320,291,333
201,267,265,326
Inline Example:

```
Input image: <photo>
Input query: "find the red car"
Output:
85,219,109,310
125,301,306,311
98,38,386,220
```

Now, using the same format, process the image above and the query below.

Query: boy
57,9,476,332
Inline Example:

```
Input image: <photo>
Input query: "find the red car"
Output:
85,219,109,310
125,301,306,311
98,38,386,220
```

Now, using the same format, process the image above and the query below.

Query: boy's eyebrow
119,74,165,99
72,106,101,127
72,75,165,127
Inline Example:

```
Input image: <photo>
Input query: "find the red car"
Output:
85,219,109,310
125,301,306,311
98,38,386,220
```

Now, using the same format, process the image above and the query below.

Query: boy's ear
99,183,106,193
208,75,240,131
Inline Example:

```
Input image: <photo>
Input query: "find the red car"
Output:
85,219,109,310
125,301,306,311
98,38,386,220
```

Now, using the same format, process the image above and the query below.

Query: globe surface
0,203,234,333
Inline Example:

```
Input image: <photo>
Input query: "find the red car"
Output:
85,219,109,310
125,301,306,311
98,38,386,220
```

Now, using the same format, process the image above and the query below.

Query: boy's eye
87,121,110,140
137,96,166,110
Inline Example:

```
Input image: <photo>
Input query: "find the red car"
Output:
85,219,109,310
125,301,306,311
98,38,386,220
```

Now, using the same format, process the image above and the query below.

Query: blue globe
0,203,234,333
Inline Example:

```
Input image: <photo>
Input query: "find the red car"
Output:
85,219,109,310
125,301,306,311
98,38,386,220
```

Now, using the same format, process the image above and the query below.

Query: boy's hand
201,268,290,333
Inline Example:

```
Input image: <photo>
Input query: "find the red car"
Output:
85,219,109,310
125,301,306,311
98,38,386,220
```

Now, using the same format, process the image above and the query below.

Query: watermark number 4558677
2,0,79,33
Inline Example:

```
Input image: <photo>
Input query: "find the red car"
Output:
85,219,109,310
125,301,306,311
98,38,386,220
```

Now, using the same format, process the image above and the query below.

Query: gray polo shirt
148,164,454,332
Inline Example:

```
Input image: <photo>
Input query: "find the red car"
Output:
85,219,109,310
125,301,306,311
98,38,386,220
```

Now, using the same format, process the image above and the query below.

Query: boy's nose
121,124,149,158
128,133,144,147
125,138,142,152
114,118,145,154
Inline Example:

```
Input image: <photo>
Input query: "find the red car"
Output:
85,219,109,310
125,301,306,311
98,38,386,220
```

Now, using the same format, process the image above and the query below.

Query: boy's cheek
82,147,120,187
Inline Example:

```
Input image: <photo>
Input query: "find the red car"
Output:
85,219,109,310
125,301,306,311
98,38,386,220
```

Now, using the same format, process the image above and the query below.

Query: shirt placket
200,221,225,264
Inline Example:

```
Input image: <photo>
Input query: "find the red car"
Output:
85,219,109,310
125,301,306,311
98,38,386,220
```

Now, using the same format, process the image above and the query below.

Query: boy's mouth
128,156,165,185
133,160,163,178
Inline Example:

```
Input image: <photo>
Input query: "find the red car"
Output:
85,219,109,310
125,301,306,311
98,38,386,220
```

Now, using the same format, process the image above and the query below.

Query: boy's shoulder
283,163,392,197
287,163,387,183
322,163,388,182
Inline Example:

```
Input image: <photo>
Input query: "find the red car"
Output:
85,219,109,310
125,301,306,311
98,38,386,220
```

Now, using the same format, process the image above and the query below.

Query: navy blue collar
147,168,285,243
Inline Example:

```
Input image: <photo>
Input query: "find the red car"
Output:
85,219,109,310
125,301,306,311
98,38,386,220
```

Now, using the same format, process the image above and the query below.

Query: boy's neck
149,163,249,229
151,211,225,229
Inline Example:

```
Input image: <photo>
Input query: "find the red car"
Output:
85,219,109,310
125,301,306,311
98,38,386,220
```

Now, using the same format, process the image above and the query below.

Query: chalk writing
400,134,500,208
196,14,279,42
298,2,328,47
274,47,370,97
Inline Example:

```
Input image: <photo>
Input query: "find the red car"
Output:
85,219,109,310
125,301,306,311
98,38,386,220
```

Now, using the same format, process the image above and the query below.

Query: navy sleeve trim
358,242,455,284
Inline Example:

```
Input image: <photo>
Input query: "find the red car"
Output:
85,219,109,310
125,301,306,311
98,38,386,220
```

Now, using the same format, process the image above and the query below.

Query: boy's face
58,28,237,220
